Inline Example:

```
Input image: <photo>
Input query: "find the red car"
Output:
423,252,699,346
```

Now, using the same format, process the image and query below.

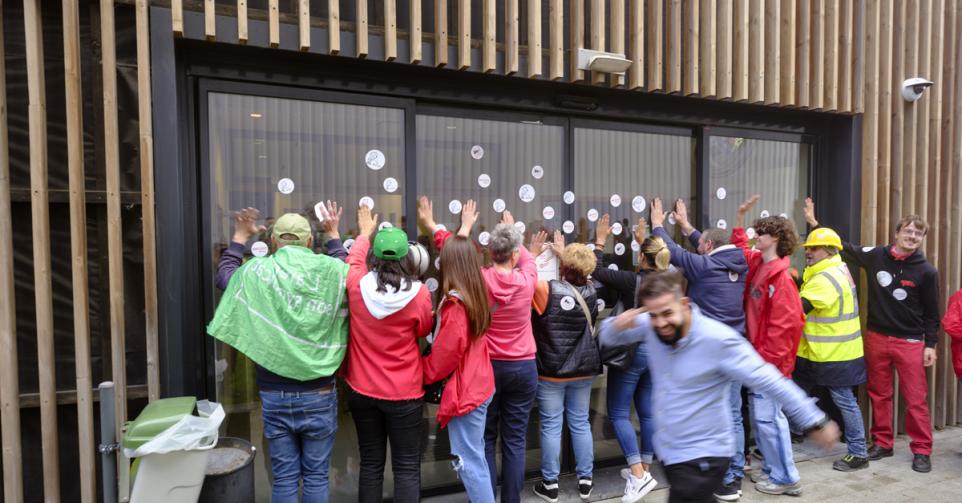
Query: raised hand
500,210,515,226
596,214,611,246
417,196,437,233
459,199,479,237
232,207,266,244
672,198,694,235
550,229,565,256
736,194,761,228
358,204,379,237
529,230,548,255
634,217,648,245
803,197,819,227
650,198,667,228
319,200,342,240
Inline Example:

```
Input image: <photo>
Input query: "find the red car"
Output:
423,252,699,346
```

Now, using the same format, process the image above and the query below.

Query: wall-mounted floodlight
901,77,934,102
576,48,632,74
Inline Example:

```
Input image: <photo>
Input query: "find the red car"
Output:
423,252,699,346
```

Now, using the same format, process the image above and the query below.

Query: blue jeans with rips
606,344,654,466
537,378,595,481
828,386,868,458
448,395,495,503
723,381,746,485
750,391,800,485
260,389,338,503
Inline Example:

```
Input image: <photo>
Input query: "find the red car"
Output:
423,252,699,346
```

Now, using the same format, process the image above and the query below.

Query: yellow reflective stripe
805,269,859,323
802,330,862,343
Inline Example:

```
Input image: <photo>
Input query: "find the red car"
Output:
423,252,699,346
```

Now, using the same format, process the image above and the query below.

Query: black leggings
664,456,731,503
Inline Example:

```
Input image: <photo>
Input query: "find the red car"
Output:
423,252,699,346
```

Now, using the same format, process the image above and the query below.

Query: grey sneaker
755,479,802,496
833,454,869,472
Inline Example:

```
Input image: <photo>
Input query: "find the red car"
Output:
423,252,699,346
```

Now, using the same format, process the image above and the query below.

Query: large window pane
206,92,406,501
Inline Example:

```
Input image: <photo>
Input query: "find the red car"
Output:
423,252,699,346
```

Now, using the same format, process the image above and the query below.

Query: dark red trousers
864,330,933,455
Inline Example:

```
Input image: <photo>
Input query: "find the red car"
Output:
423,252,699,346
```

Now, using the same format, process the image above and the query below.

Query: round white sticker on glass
359,196,375,210
343,238,355,251
587,209,599,222
531,165,544,179
877,271,893,287
612,222,623,235
383,177,399,193
449,199,463,214
514,221,526,234
563,191,576,205
893,288,908,301
519,184,536,203
746,227,757,239
760,210,771,218
631,240,641,252
560,296,576,311
596,299,606,311
379,221,393,231
277,178,295,194
426,278,439,292
479,231,491,246
493,198,506,213
542,206,555,220
251,241,269,257
436,224,447,232
615,243,626,255
716,187,727,200
667,214,677,225
471,145,485,160
478,174,491,188
717,219,728,230
608,264,619,271
365,149,386,170
632,196,646,213
610,194,622,207
563,220,575,234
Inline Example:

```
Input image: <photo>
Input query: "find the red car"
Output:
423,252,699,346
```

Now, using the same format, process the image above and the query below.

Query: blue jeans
537,378,595,480
749,391,800,485
828,386,868,458
606,344,654,465
485,359,538,503
723,381,745,484
260,389,338,503
448,395,495,503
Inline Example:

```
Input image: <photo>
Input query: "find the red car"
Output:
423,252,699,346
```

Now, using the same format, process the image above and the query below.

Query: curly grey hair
488,223,522,264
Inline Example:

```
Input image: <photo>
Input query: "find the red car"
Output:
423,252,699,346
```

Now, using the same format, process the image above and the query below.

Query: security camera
901,78,934,102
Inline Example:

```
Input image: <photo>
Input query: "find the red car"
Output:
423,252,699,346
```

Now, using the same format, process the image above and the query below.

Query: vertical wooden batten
810,0,824,109
435,0,448,67
647,0,664,91
764,0,780,104
299,0,310,51
667,0,683,93
861,0,880,247
204,0,215,40
733,0,749,100
408,0,420,63
610,0,625,87
135,0,160,406
549,0,563,79
384,0,397,61
682,0,699,95
327,0,339,54
748,0,763,102
717,0,733,99
628,0,644,90
506,0,520,75
570,0,585,82
876,0,892,236
902,1,918,214
780,0,796,106
238,0,248,44
24,1,61,499
839,0,854,111
485,0,498,72
527,0,542,78
699,0,717,97
268,0,280,48
916,0,933,216
357,1,368,57
0,5,23,502
459,0,471,70
823,0,838,109
172,0,184,35
100,0,129,460
65,0,96,498
796,0,811,107
590,0,606,85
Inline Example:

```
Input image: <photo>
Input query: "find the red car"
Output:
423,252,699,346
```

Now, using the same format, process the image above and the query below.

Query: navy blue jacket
652,227,748,335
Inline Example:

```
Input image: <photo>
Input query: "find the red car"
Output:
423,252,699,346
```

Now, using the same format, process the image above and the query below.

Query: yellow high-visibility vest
797,254,864,363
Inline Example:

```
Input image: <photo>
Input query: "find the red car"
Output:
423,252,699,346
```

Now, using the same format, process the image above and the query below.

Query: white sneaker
622,470,657,503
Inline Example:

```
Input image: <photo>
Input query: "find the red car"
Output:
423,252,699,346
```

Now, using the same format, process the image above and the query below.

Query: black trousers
664,456,731,503
347,387,425,503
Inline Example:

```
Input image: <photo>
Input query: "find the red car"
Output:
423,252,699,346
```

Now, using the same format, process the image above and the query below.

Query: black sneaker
867,444,894,460
578,477,593,500
912,454,932,473
533,480,559,503
713,478,742,502
832,454,870,472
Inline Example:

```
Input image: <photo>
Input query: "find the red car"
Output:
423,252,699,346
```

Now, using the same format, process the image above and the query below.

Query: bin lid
122,396,197,450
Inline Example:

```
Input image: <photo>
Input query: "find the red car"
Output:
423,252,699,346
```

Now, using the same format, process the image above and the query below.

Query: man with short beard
804,199,940,473
599,272,839,503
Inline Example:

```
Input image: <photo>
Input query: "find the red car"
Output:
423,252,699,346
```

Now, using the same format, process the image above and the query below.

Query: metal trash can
198,437,256,503
123,397,220,503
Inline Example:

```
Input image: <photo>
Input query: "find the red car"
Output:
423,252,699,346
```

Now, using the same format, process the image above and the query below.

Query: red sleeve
433,228,454,252
415,286,435,338
759,276,806,376
347,235,371,286
943,290,962,340
422,301,469,384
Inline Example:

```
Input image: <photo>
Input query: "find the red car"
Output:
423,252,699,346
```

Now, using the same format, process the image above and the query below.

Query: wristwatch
803,416,829,435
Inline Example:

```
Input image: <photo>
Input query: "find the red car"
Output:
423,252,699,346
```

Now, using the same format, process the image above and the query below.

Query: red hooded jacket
733,228,806,377
942,289,962,379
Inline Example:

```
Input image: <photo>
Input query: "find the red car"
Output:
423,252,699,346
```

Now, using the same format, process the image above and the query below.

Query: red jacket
422,296,495,427
733,228,806,377
343,235,434,400
943,289,962,379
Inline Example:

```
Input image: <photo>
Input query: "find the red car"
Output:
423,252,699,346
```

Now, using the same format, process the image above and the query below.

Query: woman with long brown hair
422,234,496,503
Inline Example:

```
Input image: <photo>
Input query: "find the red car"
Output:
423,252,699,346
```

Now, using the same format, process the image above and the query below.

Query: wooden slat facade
2,1,962,500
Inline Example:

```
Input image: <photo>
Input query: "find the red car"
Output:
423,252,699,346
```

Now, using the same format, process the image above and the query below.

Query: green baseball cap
373,227,409,261
272,213,312,247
